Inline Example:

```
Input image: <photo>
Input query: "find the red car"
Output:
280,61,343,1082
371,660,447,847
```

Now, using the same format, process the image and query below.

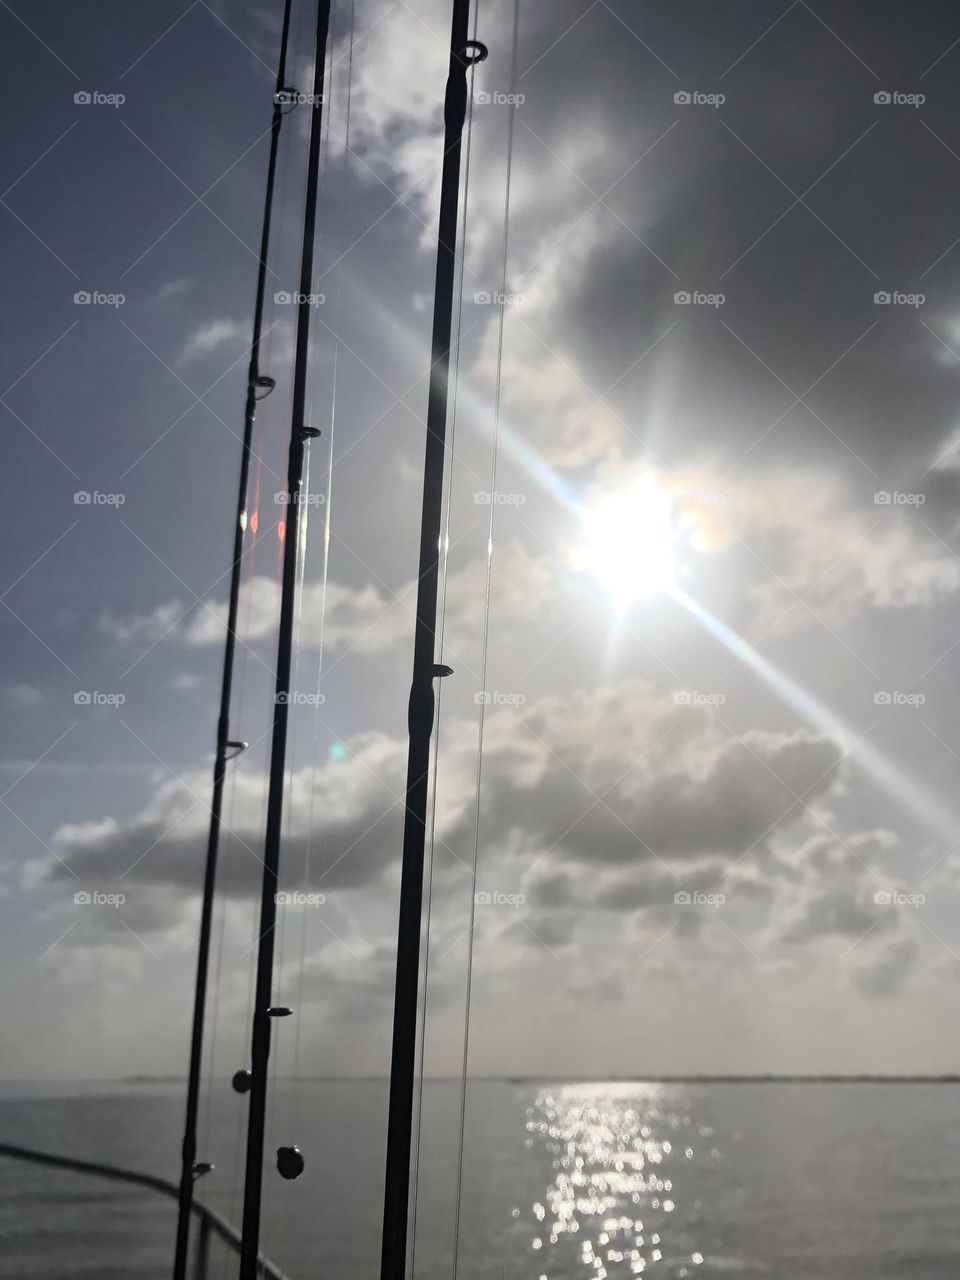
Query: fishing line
211,454,286,1279
379,2,490,1271
291,0,357,1089
199,437,265,1156
220,316,293,1276
260,7,348,1259
450,0,519,1274
237,0,335,1264
170,1,313,1273
277,0,341,1070
209,0,330,1254
257,14,359,1248
198,0,307,1165
213,422,274,1280
408,1,481,1273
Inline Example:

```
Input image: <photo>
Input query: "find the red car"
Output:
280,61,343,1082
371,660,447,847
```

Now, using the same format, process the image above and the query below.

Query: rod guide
462,39,488,64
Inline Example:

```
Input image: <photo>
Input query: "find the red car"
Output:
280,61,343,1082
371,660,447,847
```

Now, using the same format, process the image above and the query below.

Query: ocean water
1,1080,960,1278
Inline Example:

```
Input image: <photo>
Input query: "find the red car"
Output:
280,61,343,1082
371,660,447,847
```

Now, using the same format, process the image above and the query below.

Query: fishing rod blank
172,3,294,1277
379,4,486,1278
237,2,333,1277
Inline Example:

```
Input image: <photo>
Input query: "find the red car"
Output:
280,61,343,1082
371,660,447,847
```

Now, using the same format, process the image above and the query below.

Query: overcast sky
5,0,960,1094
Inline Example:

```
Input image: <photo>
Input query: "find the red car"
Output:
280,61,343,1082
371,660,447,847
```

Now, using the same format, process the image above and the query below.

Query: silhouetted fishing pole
171,3,295,1276
380,4,486,1278
236,2,332,1276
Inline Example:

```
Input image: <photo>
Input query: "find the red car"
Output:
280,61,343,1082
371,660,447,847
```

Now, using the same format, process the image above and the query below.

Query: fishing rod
172,3,295,1276
379,5,486,1278
237,1,332,1276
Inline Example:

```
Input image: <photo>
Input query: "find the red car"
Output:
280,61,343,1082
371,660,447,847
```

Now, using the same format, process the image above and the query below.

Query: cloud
39,682,842,939
179,575,411,656
854,938,919,998
282,935,399,1022
100,599,186,646
35,674,936,1028
517,822,928,1002
567,973,623,1003
43,728,408,907
101,460,960,682
455,682,842,870
3,683,43,705
665,467,960,636
179,317,246,363
146,276,194,306
101,538,565,667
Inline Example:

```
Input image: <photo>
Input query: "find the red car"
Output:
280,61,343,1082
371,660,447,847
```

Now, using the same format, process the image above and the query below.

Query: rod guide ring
462,40,488,65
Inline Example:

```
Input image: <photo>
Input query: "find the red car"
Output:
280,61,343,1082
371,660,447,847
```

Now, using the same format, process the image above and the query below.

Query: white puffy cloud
100,537,563,666
178,317,246,363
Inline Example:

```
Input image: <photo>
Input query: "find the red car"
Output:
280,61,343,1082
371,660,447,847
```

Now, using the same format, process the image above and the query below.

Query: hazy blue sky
5,0,960,1096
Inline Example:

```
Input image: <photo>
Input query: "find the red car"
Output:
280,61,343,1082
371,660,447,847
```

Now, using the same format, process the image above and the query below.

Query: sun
577,477,677,612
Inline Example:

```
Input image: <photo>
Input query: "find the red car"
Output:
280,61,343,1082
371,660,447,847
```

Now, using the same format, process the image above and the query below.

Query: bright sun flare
579,478,677,612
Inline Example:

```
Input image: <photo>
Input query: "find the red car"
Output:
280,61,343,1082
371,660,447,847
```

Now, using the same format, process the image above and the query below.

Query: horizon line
4,1072,960,1086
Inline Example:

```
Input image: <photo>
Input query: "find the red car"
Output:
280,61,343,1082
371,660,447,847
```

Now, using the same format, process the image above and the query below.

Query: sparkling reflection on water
525,1084,716,1279
4,1080,960,1278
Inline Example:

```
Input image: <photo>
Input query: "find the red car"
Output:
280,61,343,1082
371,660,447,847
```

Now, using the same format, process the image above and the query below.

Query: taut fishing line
291,0,357,1095
199,3,325,1265
200,0,305,1165
261,4,348,1262
155,2,313,1271
409,1,482,1273
450,0,520,1274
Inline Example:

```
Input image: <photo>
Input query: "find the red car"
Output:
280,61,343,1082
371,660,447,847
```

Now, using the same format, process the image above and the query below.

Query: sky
5,0,960,1098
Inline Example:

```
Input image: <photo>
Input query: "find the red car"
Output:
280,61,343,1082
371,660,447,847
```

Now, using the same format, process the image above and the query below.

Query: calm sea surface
1,1080,959,1278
